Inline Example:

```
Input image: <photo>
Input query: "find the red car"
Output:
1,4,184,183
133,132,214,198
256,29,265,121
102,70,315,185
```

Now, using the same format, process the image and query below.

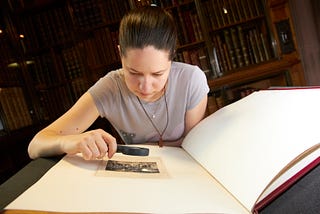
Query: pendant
159,136,163,147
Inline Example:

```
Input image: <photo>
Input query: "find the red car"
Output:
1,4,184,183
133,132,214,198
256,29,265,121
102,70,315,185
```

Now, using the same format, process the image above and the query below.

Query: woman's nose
139,76,152,93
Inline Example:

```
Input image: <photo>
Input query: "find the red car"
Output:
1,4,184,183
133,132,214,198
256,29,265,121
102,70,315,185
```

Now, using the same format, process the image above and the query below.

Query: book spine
197,47,211,76
230,27,244,68
190,12,203,41
248,30,260,64
177,9,189,44
223,29,237,69
234,0,245,20
212,0,225,28
239,0,249,20
182,50,192,64
253,29,264,62
203,0,216,30
260,33,270,61
212,35,226,73
237,26,250,66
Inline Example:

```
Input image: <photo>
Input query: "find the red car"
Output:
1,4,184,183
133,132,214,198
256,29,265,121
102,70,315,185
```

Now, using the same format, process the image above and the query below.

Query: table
0,156,319,213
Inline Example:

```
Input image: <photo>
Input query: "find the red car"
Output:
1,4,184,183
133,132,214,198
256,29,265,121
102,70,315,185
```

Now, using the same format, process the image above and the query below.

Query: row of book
29,53,63,86
211,26,272,76
0,87,33,131
26,43,86,86
0,32,17,65
16,0,130,51
202,0,264,30
18,6,73,51
175,46,211,77
71,78,90,101
82,27,120,68
37,86,75,122
70,0,130,30
168,4,203,45
0,66,22,86
60,45,86,80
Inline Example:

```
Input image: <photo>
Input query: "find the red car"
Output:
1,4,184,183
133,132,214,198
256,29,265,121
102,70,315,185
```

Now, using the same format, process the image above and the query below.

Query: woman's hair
119,6,177,60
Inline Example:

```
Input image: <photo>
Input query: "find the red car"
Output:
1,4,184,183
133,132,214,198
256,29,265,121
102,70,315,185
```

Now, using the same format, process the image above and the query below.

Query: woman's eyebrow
127,66,167,74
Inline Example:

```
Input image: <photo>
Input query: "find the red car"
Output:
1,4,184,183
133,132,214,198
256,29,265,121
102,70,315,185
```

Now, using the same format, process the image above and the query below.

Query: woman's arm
28,92,117,160
162,95,208,147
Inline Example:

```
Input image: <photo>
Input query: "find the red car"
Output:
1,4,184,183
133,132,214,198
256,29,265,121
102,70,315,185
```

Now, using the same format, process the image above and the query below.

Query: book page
6,146,249,213
182,88,320,211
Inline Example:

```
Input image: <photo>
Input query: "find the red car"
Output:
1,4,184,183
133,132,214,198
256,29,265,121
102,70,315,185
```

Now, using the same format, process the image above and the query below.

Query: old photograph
105,160,160,173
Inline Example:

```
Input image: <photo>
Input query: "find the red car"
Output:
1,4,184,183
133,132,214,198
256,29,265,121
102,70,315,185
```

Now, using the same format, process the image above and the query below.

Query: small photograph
105,160,160,173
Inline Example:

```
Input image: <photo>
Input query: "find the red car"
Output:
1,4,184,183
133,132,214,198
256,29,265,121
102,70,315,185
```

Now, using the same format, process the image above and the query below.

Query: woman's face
121,46,171,102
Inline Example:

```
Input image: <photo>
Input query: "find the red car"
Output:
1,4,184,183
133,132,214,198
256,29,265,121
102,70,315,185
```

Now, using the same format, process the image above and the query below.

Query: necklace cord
137,91,169,147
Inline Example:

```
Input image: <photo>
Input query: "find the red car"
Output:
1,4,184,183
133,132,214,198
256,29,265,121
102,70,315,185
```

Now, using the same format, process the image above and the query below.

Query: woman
28,6,209,160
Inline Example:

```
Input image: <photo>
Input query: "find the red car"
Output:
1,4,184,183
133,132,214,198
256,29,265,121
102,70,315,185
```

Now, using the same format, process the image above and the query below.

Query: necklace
137,90,169,147
146,100,162,119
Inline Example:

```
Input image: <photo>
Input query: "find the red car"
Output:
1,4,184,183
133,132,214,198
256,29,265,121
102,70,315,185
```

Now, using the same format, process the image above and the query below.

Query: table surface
0,156,319,214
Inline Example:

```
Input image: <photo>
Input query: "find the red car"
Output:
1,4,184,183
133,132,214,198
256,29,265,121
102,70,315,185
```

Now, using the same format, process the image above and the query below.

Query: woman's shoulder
100,68,123,81
89,68,125,93
171,61,198,70
171,61,206,79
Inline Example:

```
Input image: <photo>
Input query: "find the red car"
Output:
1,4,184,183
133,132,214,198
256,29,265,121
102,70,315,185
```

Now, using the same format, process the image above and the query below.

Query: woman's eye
153,73,163,77
130,72,140,76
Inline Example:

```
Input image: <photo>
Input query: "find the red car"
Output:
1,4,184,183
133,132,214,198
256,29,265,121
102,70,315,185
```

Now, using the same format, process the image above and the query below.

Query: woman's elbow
28,138,38,159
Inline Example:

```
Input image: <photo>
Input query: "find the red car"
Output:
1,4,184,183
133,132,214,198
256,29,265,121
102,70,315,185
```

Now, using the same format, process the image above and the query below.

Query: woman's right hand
60,129,117,160
28,92,117,160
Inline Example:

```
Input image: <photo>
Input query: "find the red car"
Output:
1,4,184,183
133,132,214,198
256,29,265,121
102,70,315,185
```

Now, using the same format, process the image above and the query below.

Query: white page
182,89,320,211
6,146,249,213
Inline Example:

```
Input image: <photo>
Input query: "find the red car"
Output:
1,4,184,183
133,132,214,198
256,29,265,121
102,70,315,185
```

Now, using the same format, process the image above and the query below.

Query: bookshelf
0,0,306,182
200,0,305,113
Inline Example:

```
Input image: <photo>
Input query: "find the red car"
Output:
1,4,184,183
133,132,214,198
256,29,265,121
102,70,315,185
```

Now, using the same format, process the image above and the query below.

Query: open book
5,88,320,213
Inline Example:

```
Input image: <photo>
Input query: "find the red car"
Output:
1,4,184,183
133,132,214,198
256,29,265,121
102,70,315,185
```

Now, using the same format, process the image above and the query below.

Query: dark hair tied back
119,6,177,60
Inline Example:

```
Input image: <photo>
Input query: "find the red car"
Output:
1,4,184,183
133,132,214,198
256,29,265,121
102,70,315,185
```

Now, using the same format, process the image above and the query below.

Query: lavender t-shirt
88,61,209,144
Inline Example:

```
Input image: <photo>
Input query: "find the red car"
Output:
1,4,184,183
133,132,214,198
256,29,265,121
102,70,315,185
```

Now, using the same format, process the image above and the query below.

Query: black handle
116,145,149,156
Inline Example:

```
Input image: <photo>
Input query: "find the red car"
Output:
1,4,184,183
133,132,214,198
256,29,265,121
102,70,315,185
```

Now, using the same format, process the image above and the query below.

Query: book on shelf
38,86,74,122
5,88,320,213
212,35,228,72
70,0,104,29
212,47,223,77
230,27,244,68
260,33,271,61
176,47,211,76
234,0,245,20
202,1,218,29
237,25,250,66
190,11,203,41
222,0,232,24
212,0,225,28
253,29,264,62
197,47,211,76
61,45,85,80
248,30,260,64
176,9,190,44
223,29,237,69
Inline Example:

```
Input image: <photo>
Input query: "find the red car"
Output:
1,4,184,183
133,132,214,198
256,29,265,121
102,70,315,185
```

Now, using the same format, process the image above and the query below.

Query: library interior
0,0,319,201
